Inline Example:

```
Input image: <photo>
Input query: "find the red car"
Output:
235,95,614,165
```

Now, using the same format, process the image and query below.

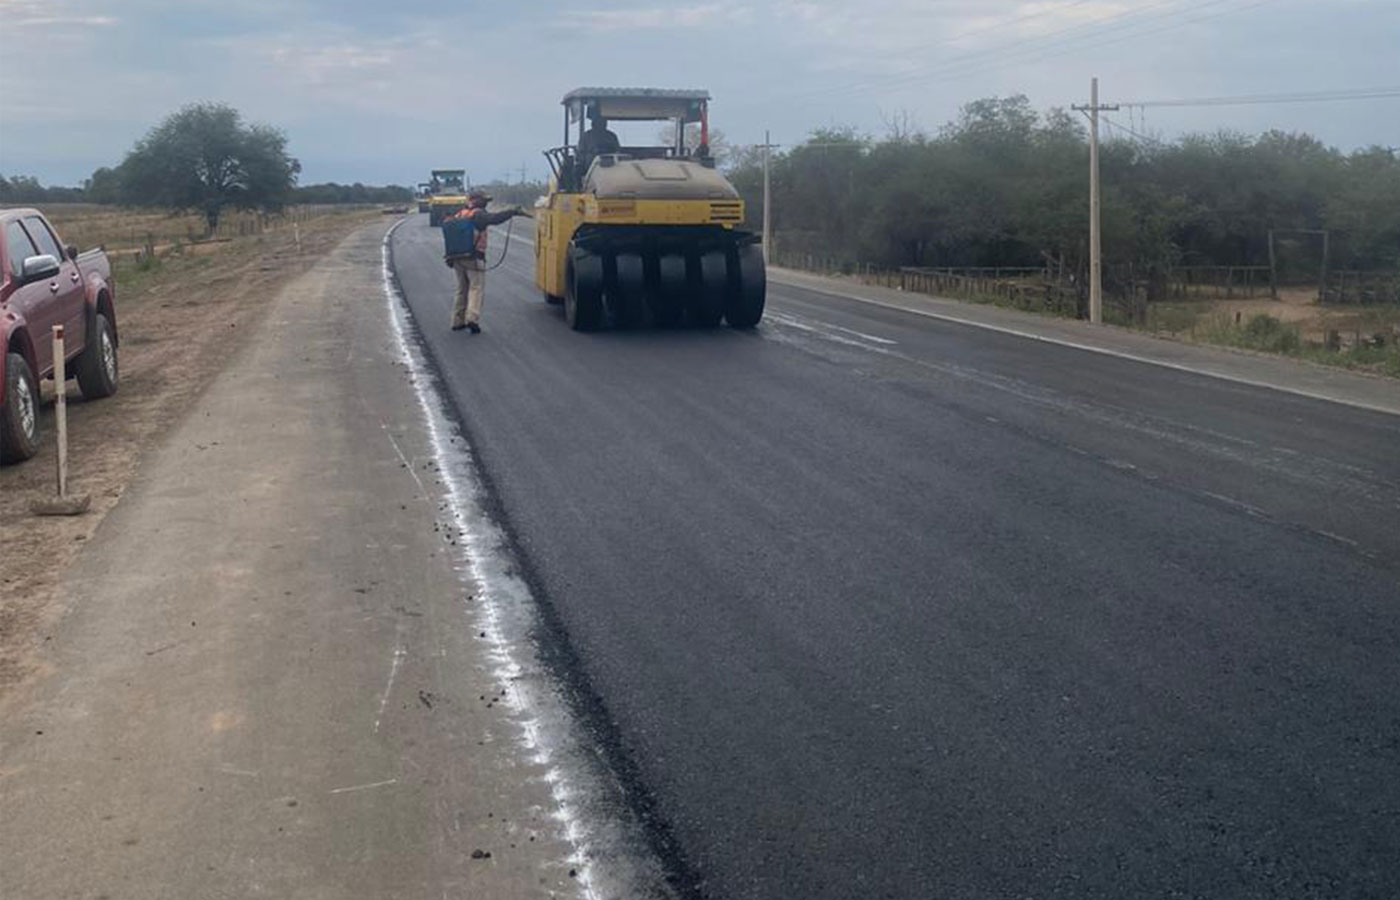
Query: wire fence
773,250,1083,317
36,203,377,257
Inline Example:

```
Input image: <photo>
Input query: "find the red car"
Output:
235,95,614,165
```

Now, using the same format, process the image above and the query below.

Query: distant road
392,215,1400,900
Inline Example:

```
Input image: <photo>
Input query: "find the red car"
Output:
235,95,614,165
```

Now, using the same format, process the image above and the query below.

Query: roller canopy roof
563,88,710,123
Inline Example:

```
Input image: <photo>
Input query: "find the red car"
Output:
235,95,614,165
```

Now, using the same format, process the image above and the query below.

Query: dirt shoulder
0,209,385,702
0,219,581,896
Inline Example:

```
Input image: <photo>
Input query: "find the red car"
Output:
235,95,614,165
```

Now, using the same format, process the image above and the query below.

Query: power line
1101,115,1161,146
1117,86,1400,108
929,0,1102,51
879,0,1280,98
734,0,1188,110
807,0,1107,88
739,0,1255,111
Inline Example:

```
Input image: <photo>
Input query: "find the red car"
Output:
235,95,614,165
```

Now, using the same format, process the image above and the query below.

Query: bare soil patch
0,208,386,704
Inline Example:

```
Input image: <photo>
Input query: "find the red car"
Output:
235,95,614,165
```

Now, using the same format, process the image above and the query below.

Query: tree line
2,102,411,229
727,96,1400,295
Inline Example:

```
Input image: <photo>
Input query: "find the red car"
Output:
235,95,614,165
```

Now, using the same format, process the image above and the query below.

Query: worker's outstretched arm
477,207,527,226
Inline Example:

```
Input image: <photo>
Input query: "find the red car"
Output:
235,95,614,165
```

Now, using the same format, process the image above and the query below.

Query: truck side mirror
65,244,78,260
20,254,61,284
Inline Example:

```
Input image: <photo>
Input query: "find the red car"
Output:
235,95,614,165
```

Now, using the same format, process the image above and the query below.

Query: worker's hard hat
468,188,492,204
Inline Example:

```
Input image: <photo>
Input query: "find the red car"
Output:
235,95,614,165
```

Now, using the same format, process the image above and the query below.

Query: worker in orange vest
443,189,524,333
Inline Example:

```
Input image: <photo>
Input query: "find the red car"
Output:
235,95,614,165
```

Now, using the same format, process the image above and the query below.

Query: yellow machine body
426,169,468,226
533,87,765,330
535,192,745,299
428,194,467,226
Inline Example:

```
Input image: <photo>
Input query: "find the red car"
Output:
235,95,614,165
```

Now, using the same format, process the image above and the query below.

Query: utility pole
760,131,781,265
1073,77,1118,324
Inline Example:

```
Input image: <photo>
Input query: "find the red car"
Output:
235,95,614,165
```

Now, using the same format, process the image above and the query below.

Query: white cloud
1,0,115,27
264,42,396,86
562,3,751,33
2,0,1396,185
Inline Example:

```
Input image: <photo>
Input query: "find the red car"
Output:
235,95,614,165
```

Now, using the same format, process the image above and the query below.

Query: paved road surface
392,215,1400,899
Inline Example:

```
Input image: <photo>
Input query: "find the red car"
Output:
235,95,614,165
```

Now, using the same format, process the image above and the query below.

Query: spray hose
483,210,532,272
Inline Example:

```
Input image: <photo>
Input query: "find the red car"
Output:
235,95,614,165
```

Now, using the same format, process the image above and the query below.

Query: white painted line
772,275,1400,418
381,219,662,900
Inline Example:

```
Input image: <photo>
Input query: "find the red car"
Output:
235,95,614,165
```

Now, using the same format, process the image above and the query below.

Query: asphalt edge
771,270,1400,418
381,218,707,900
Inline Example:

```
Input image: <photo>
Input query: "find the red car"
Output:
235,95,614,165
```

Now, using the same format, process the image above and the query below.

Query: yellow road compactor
535,88,765,330
427,169,468,226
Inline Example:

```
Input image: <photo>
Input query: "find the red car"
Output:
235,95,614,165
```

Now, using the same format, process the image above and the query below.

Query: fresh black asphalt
390,215,1400,900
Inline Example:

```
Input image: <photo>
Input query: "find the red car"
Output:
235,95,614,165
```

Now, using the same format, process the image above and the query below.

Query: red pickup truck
1,208,119,463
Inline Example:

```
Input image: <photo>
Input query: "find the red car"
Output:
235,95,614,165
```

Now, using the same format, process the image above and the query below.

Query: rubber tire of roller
611,252,649,329
653,254,686,327
565,248,604,332
1,352,40,464
725,243,767,328
691,251,727,327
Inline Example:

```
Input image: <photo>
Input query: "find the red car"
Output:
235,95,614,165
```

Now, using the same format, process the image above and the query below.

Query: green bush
1241,313,1302,352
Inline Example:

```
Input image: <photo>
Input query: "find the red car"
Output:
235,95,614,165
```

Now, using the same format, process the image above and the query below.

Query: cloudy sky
1,0,1397,186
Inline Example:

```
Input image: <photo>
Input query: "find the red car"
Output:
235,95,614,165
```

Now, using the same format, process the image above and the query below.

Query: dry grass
27,203,377,255
1141,301,1400,378
0,205,385,704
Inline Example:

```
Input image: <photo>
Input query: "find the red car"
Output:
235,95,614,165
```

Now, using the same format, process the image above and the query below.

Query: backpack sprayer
442,208,532,272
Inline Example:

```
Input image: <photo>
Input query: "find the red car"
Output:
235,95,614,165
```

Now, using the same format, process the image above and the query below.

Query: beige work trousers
450,257,485,328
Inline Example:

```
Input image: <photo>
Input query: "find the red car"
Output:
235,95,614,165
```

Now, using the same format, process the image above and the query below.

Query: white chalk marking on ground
1201,490,1271,519
817,319,898,344
772,275,1400,418
382,423,426,494
374,643,407,735
1317,529,1361,549
382,219,669,900
329,778,398,795
217,766,259,777
767,310,899,353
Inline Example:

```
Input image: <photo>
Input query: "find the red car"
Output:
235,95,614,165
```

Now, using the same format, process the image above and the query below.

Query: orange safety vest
448,206,489,259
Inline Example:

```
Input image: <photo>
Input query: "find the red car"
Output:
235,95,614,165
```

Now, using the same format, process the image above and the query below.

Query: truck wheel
76,312,119,400
1,352,40,464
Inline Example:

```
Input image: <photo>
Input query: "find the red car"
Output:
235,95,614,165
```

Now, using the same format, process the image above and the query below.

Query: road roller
535,88,765,331
427,169,468,227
